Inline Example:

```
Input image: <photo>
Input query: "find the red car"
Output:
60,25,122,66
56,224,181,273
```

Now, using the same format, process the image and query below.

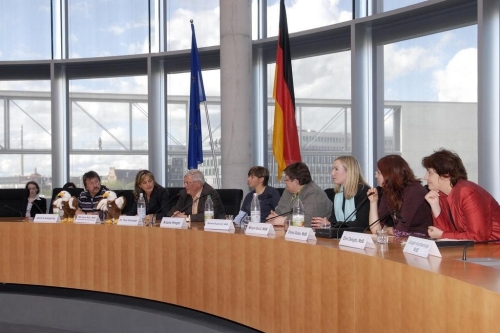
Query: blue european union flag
187,22,206,170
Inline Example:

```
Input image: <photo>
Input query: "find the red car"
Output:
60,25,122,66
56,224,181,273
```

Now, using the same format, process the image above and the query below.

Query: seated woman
25,181,47,218
311,156,370,229
234,166,281,223
128,170,169,223
268,162,332,227
423,149,500,241
367,155,432,237
63,182,76,189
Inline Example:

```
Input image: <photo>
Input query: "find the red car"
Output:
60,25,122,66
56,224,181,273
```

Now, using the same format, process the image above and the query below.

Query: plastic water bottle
204,195,214,221
292,196,305,227
137,193,146,226
250,193,260,223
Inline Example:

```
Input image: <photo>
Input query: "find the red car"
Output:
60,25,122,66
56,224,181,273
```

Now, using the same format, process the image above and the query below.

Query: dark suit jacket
128,186,169,218
25,197,47,217
168,183,225,222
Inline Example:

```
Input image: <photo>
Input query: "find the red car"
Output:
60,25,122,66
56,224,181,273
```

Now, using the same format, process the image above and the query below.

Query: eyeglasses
184,181,198,186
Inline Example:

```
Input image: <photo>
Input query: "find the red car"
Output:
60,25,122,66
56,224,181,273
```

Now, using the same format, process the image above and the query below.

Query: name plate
160,217,188,229
403,236,441,258
74,214,101,224
245,222,276,236
339,231,375,249
117,216,141,226
204,219,235,231
33,214,60,223
285,226,316,241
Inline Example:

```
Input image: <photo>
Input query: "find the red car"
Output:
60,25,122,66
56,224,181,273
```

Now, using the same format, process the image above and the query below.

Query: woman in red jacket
423,149,500,241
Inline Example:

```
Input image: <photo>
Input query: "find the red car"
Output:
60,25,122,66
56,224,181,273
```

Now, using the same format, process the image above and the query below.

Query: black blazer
25,197,47,218
128,186,169,218
168,183,225,222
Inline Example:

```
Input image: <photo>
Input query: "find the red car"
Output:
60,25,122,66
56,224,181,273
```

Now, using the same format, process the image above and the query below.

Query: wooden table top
0,220,499,333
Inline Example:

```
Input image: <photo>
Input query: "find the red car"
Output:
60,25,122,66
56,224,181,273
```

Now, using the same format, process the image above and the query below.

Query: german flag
272,0,301,180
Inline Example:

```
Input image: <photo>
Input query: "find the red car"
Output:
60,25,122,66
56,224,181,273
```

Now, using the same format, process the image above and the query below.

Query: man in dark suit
168,169,225,222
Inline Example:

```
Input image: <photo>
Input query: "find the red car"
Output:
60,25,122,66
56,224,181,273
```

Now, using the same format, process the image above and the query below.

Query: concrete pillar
220,0,252,190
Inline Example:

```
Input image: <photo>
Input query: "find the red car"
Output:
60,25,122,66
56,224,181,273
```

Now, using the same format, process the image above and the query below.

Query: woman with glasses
423,149,500,241
367,155,432,237
311,156,370,229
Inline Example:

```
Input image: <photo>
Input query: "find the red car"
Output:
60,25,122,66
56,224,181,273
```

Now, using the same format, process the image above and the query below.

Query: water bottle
204,195,214,221
250,193,260,223
137,193,146,226
292,196,305,227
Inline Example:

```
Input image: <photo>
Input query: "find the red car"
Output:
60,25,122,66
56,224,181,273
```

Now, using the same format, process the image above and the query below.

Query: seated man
268,162,332,227
168,169,225,222
75,171,109,218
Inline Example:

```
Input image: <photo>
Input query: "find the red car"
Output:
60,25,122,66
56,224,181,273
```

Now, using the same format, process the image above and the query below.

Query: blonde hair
333,156,369,199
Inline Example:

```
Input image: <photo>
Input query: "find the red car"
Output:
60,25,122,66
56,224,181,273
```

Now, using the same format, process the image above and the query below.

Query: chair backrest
324,188,335,202
216,189,244,216
113,189,135,215
167,187,184,213
0,189,28,217
48,188,84,213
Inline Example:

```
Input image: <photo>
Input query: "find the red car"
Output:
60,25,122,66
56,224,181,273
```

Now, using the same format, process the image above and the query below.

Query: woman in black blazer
25,181,47,218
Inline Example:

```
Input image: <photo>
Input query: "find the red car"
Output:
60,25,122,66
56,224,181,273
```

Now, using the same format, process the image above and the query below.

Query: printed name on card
33,214,60,223
160,217,188,229
204,219,235,231
74,214,100,224
339,231,375,250
403,236,441,258
285,226,316,242
117,215,142,226
245,222,276,236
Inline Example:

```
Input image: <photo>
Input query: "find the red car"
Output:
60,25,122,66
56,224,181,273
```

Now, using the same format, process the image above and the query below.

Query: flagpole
202,101,220,189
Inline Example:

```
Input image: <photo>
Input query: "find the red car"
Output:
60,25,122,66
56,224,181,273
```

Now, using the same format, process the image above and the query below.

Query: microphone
4,205,23,218
31,200,45,215
335,192,374,239
264,209,293,222
173,193,209,217
154,193,180,216
366,209,395,231
462,238,500,261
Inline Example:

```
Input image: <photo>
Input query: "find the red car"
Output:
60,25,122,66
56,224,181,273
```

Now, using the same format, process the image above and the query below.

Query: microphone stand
264,210,293,222
172,193,209,217
335,192,373,239
4,205,23,220
462,238,500,261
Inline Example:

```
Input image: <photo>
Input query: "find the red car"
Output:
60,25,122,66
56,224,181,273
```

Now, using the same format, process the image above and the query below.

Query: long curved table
0,221,499,333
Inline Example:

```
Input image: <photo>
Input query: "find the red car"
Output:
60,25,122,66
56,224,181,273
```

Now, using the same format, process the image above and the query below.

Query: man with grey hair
168,169,225,222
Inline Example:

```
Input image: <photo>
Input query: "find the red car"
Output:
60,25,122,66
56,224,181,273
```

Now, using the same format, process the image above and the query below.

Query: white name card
403,236,441,258
285,226,316,242
33,214,60,223
339,231,375,249
245,222,276,236
160,217,188,229
204,219,235,231
74,214,101,224
117,216,142,226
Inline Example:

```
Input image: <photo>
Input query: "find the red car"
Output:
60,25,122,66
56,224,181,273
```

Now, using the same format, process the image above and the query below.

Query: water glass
242,216,251,231
148,214,156,227
376,229,388,245
284,217,292,232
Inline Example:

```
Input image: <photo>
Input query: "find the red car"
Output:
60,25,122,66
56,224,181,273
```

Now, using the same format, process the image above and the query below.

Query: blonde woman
311,156,370,228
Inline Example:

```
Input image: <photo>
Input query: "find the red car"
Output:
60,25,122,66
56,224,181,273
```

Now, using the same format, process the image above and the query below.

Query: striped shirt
78,186,109,214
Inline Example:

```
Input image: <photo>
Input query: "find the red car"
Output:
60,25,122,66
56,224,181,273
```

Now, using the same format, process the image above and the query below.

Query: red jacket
433,179,500,241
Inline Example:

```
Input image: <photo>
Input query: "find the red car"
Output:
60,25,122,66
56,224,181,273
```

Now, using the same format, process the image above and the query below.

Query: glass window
166,0,220,51
0,0,51,61
384,25,478,181
166,69,221,187
382,0,427,13
69,76,148,185
68,0,149,58
0,81,52,194
267,51,351,189
266,0,352,37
